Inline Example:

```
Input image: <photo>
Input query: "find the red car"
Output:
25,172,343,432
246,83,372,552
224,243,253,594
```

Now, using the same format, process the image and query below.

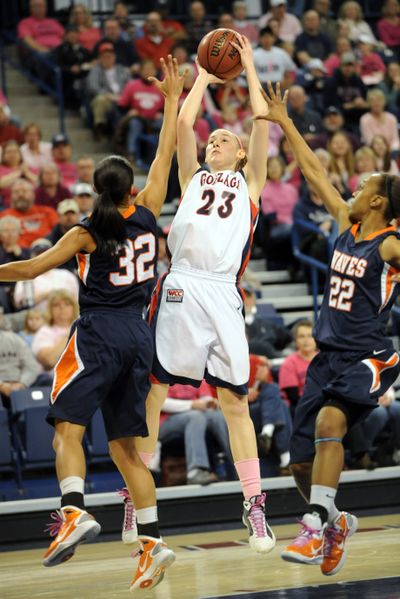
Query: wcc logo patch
166,288,184,303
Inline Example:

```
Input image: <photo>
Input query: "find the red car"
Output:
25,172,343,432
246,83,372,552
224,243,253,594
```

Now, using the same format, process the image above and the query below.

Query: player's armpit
380,235,400,274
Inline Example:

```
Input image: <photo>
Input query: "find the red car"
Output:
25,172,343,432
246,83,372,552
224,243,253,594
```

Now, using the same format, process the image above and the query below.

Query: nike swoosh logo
310,546,321,556
58,520,76,543
138,551,152,574
373,349,386,355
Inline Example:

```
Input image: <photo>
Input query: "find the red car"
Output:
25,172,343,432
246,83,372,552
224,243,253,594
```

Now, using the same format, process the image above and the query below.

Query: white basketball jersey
167,169,258,279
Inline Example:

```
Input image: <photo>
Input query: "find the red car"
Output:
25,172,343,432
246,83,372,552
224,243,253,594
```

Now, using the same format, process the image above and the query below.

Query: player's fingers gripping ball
197,28,244,80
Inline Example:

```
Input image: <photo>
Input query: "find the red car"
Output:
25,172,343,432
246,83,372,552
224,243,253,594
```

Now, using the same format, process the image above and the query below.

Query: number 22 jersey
76,205,158,312
167,168,258,279
315,224,400,351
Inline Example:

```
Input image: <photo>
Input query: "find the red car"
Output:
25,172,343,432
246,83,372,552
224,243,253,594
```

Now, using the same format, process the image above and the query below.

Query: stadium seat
86,409,111,464
0,398,22,488
9,387,54,469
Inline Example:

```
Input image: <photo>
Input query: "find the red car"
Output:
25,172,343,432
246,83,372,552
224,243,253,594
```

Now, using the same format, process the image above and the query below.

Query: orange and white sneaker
43,506,101,567
130,536,175,593
321,511,358,576
281,513,326,565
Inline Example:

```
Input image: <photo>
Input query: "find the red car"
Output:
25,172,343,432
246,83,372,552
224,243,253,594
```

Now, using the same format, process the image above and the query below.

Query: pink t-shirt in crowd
359,111,400,151
18,17,65,49
31,324,70,373
261,180,298,224
279,351,315,401
377,18,400,48
54,160,78,190
118,80,164,119
78,27,102,51
160,382,214,424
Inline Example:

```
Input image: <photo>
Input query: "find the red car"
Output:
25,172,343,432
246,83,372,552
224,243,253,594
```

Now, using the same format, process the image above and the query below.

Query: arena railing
0,31,65,134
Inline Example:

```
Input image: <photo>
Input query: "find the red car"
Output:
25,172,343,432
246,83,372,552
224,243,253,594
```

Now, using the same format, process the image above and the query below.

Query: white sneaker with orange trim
43,506,101,567
281,513,326,565
321,511,358,576
130,536,176,593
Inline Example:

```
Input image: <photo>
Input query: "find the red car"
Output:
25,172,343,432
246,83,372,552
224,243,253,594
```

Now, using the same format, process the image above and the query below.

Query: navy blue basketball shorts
47,309,154,441
290,346,400,465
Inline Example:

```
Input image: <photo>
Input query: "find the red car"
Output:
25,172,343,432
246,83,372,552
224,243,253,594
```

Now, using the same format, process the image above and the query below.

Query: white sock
59,476,84,496
310,484,337,516
262,423,275,437
136,506,158,524
328,503,341,524
280,452,290,468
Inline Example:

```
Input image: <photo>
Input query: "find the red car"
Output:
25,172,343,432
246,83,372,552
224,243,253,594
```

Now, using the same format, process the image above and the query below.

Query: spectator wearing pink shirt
323,36,352,77
258,0,302,43
69,3,101,52
51,134,78,190
359,88,400,152
232,1,259,46
118,59,164,167
31,289,79,375
261,156,299,269
377,0,400,57
20,123,52,174
356,36,386,86
279,320,318,415
18,0,65,53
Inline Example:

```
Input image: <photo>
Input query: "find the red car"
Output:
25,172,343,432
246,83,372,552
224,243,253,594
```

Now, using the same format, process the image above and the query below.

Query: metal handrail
0,31,65,134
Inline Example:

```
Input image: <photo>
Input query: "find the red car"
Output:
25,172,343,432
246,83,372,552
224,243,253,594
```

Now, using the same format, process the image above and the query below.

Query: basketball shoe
117,488,138,544
130,536,176,592
242,493,276,554
321,511,358,576
43,506,101,567
281,513,326,565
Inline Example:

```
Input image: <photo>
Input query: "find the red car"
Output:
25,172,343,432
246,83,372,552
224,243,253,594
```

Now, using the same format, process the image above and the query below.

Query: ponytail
91,155,134,256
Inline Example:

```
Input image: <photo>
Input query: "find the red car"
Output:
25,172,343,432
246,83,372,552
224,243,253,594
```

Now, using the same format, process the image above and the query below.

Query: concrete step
258,295,323,311
280,310,315,326
253,270,291,284
249,259,266,272
260,283,309,299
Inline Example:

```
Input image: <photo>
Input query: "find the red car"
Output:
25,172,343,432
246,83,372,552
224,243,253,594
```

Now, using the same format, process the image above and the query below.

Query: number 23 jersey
77,205,158,312
315,224,400,351
167,169,258,279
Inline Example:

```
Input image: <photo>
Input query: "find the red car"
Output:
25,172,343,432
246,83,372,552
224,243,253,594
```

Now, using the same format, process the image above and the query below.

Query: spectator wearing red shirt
377,0,400,58
17,0,65,53
150,2,188,43
69,3,101,52
356,35,386,86
51,134,77,191
0,104,24,147
135,12,174,67
118,59,164,166
0,141,37,209
34,163,71,210
1,179,58,248
279,320,318,415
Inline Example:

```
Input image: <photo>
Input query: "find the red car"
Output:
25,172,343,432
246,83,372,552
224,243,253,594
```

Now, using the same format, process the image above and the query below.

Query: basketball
197,28,243,80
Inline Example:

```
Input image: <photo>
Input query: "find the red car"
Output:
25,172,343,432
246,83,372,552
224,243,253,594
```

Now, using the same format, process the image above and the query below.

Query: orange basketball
197,28,243,80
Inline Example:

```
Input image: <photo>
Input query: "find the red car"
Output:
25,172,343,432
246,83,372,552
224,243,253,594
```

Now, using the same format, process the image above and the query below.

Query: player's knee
108,438,135,464
315,408,346,439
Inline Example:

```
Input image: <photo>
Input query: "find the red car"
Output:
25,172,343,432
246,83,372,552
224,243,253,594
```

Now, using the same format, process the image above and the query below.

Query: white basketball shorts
151,265,249,393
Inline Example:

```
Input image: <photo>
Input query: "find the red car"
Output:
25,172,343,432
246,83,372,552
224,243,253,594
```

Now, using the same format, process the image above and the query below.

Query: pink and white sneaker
242,493,276,554
117,488,137,545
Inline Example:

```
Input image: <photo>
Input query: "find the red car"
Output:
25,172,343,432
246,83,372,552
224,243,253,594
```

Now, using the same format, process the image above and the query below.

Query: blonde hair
327,132,355,178
339,1,364,22
24,309,46,333
70,3,93,27
47,289,79,325
367,88,386,105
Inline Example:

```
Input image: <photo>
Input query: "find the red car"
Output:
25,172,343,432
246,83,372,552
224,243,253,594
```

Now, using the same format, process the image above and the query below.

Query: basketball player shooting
256,81,400,575
126,34,276,554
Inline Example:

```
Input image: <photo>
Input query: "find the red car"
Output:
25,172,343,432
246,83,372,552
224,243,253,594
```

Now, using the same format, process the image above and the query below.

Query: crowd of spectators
1,0,400,487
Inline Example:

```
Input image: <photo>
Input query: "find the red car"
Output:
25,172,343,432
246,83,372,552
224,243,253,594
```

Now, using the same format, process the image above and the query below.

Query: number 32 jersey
167,168,258,280
315,224,400,351
77,205,158,312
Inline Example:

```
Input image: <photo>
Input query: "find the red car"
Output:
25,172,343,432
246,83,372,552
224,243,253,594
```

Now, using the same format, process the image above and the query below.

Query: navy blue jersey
315,224,400,351
77,205,158,312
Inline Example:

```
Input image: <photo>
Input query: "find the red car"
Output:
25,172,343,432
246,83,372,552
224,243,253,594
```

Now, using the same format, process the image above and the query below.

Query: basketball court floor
1,513,399,599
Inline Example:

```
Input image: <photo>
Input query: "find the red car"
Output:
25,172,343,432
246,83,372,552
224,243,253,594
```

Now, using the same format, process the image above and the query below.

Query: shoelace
292,519,320,547
44,510,64,537
248,493,268,538
117,487,135,532
323,523,344,556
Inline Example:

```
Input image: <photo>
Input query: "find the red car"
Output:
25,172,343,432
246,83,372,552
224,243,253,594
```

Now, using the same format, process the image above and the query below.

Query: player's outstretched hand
148,55,187,99
195,57,227,85
229,34,253,71
254,81,290,123
391,272,400,283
